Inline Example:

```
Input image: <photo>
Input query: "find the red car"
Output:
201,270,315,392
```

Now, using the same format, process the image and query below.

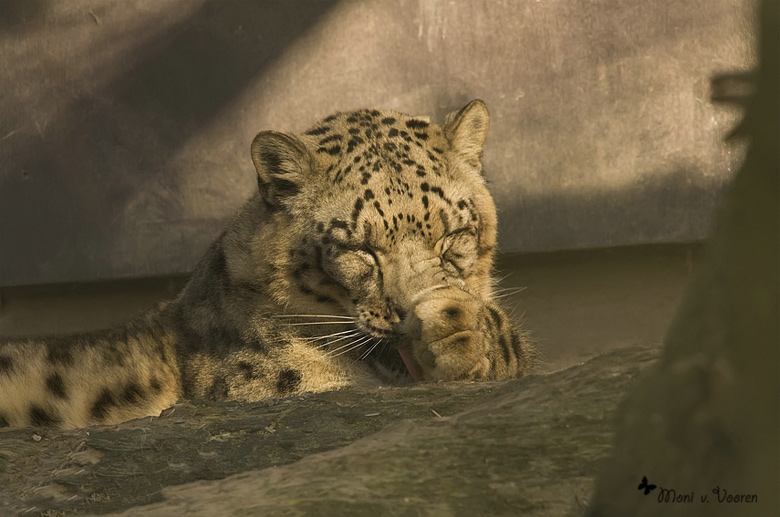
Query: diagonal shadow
1,0,340,285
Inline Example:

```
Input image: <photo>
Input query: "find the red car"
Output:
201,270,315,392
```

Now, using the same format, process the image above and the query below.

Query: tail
0,305,181,429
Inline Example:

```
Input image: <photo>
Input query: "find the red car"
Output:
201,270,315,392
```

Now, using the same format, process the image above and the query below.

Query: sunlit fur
0,100,535,429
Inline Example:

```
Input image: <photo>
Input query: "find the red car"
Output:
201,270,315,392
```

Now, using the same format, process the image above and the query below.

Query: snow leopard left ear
251,131,312,207
443,99,490,171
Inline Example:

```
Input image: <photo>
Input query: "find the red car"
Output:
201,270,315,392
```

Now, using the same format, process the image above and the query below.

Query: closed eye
322,247,377,288
442,229,477,273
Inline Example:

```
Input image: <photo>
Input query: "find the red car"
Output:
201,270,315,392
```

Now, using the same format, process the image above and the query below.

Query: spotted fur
0,100,536,429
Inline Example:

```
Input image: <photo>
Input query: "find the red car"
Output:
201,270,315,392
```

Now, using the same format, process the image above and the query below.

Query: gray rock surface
0,346,658,516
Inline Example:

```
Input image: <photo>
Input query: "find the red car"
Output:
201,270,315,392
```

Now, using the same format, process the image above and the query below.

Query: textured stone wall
0,0,756,285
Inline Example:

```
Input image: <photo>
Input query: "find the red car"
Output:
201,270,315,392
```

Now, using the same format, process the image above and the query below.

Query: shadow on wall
0,0,48,32
497,165,727,252
0,0,751,285
0,0,340,285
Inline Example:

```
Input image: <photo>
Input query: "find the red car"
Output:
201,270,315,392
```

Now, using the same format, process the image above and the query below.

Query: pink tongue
398,348,423,382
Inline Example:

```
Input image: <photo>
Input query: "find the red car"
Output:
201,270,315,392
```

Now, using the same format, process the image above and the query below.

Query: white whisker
493,286,526,294
358,339,383,360
494,272,513,283
282,321,355,326
327,335,373,358
314,331,363,349
303,329,360,342
321,335,363,353
331,342,370,358
272,314,355,320
492,290,526,300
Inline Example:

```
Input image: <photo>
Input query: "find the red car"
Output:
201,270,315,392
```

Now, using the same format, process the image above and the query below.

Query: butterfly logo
637,476,657,495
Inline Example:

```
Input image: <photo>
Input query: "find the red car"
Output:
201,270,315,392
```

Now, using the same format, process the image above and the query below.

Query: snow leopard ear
443,99,490,171
251,131,312,207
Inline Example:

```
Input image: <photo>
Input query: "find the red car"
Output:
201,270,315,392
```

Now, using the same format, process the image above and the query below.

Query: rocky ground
0,345,658,516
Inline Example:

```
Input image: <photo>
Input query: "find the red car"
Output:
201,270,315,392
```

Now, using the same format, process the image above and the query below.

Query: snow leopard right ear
251,131,312,207
443,99,490,171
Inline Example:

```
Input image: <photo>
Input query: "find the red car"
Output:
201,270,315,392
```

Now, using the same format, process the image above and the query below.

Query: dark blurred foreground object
587,1,779,516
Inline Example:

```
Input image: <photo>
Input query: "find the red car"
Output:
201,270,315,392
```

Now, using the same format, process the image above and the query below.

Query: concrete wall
0,0,755,286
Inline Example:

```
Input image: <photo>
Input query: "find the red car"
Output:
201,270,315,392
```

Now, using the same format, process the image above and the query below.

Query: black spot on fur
381,117,396,125
352,198,364,222
420,182,430,192
208,377,229,399
149,377,162,394
414,132,429,141
329,219,349,232
90,388,117,421
388,128,399,137
457,200,468,210
0,355,12,375
510,332,526,363
348,135,364,150
422,195,429,209
45,373,68,399
305,125,330,136
29,405,61,427
276,369,302,395
317,145,341,155
103,345,126,367
46,345,74,366
122,382,146,404
208,243,229,278
323,114,338,123
406,119,429,129
487,307,503,331
498,334,512,366
319,134,342,145
363,189,375,201
238,361,255,381
440,210,451,234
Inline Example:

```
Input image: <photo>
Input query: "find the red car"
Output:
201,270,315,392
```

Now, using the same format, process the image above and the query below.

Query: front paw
403,288,492,381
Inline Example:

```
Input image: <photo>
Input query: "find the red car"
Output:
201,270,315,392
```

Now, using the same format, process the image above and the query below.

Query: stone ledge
1,345,658,516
